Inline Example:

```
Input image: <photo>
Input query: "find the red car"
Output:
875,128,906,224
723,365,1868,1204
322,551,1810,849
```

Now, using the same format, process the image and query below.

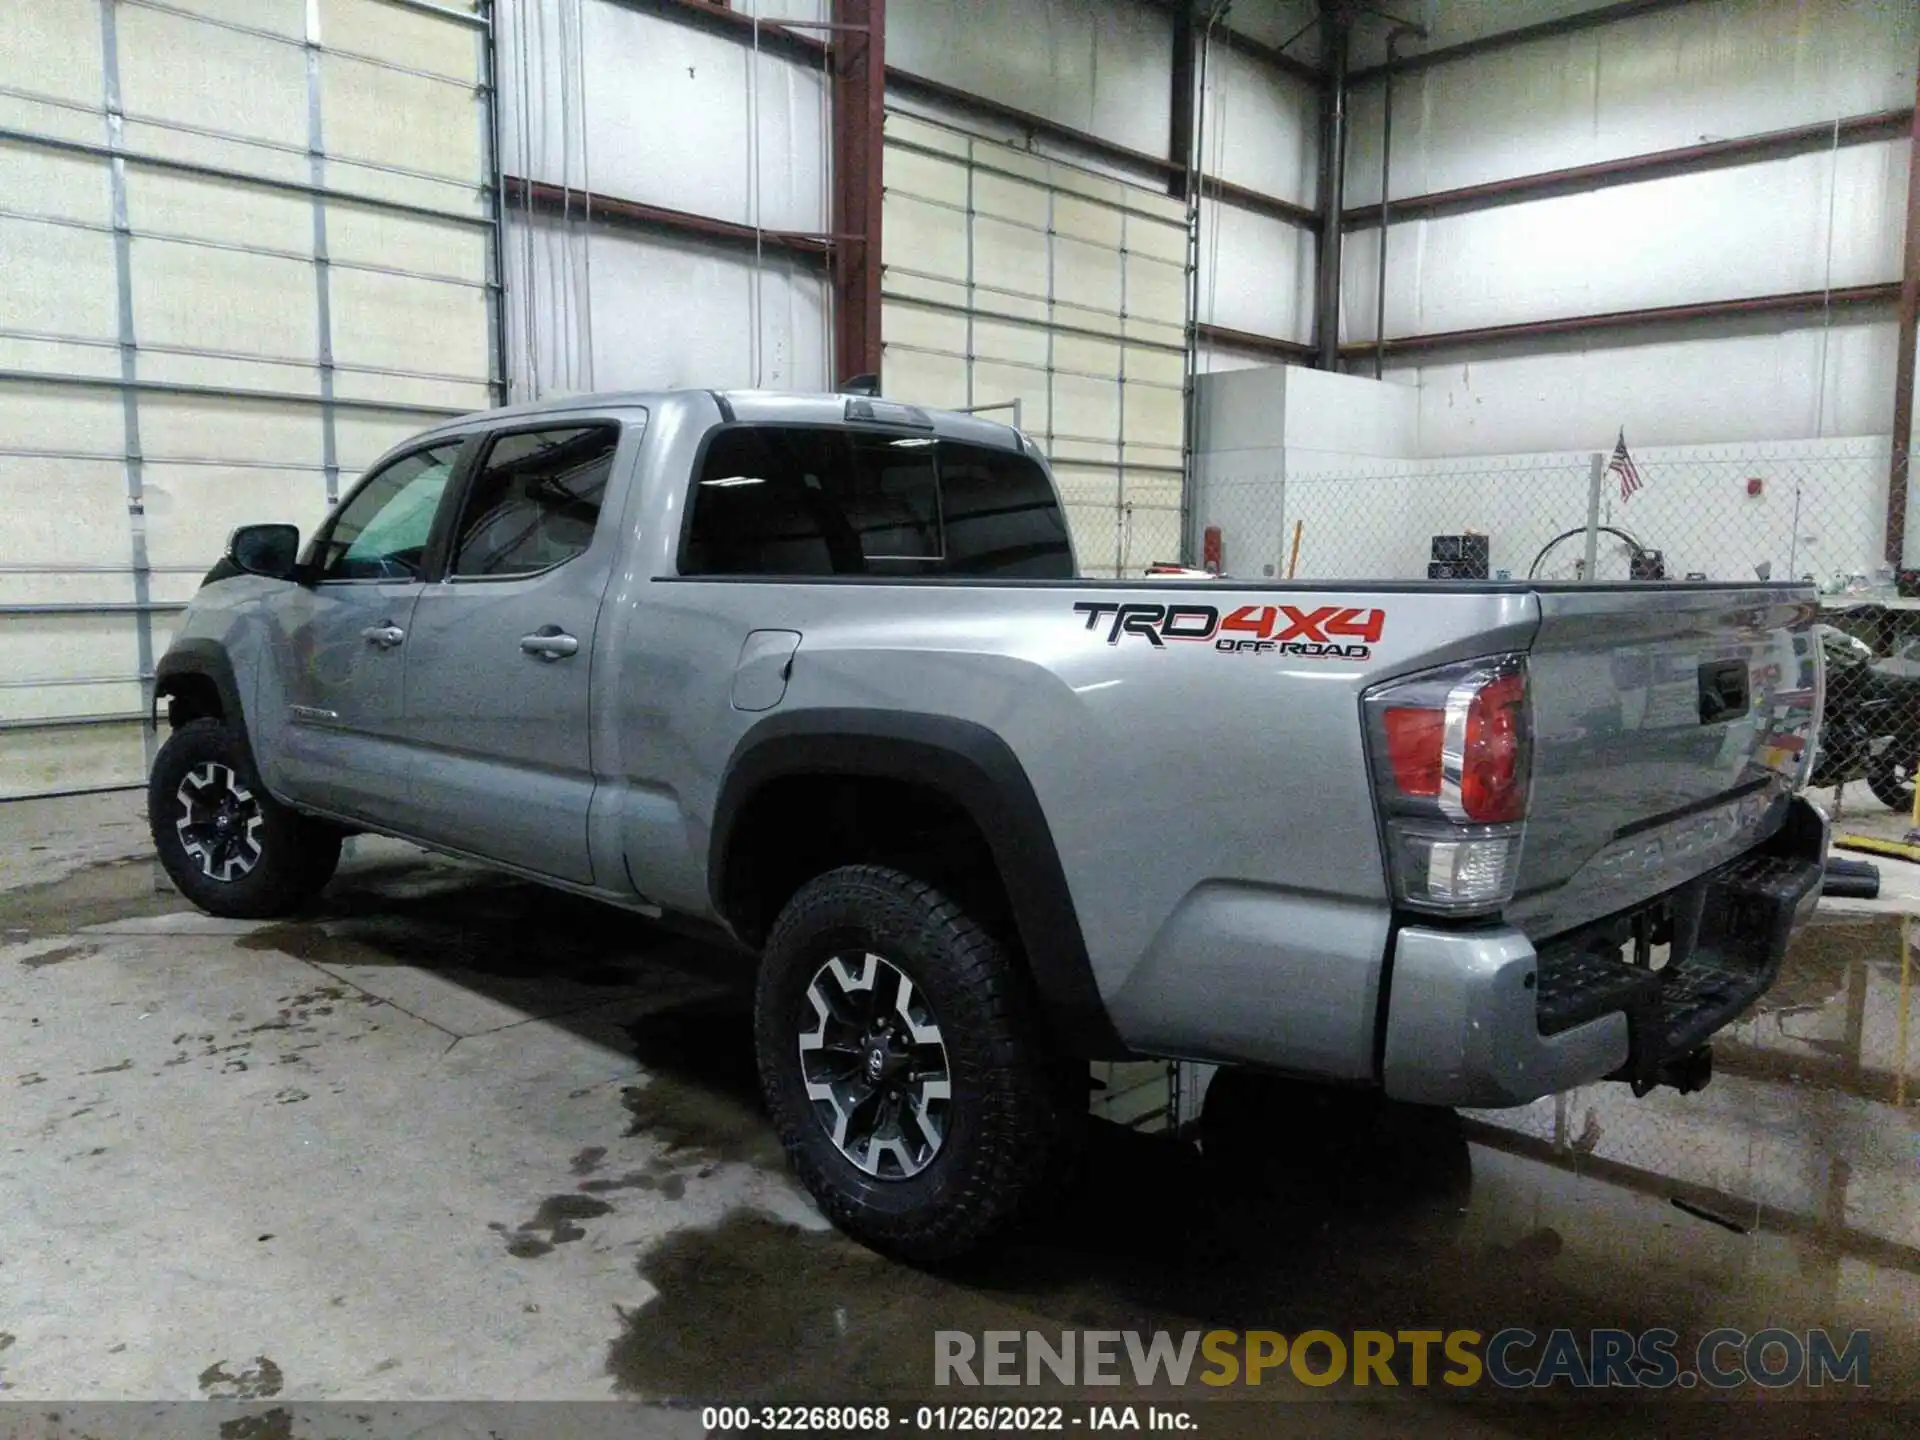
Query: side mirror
227,523,302,581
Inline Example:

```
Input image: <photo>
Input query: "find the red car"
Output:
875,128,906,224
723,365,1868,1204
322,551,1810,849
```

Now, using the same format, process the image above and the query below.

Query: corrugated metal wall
1336,0,1919,454
0,0,500,799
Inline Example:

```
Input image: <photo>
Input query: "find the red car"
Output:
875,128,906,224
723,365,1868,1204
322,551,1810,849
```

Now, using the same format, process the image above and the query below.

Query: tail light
1364,656,1532,914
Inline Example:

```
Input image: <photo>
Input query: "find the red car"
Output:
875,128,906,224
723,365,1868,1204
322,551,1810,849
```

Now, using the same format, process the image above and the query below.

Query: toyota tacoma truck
148,389,1827,1262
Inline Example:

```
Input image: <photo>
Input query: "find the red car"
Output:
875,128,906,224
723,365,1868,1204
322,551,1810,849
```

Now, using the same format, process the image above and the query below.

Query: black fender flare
710,708,1127,1058
153,640,249,742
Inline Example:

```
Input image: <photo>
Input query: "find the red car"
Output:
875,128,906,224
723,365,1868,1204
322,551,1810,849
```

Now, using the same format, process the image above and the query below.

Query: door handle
361,624,405,649
520,629,580,660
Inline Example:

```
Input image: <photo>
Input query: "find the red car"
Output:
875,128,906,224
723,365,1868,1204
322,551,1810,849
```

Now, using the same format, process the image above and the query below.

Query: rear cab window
682,425,1072,578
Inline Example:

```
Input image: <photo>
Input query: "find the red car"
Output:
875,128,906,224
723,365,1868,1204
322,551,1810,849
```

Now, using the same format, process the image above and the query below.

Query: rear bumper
1381,796,1826,1108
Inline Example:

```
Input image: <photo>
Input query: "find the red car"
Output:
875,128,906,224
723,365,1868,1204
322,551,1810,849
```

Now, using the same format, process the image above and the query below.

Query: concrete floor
2,792,1917,1436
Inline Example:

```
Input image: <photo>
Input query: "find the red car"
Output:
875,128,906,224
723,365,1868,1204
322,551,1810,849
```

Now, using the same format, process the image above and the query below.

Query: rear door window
450,425,618,579
683,426,1071,578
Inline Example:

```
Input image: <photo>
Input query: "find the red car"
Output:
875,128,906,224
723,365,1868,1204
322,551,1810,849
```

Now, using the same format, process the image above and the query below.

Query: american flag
1607,429,1644,503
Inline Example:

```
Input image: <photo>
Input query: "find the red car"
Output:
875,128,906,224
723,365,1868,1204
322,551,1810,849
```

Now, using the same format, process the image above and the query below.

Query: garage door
880,110,1189,578
0,0,499,799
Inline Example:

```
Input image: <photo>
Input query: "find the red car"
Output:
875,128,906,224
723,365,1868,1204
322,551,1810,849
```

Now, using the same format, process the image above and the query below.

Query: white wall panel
1195,199,1313,344
1344,140,1908,343
0,0,107,107
116,4,310,149
889,0,1173,158
1346,0,1920,206
505,210,829,396
498,0,829,234
1201,40,1318,208
1395,317,1899,456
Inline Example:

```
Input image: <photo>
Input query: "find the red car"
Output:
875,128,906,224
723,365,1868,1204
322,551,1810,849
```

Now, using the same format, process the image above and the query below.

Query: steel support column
832,0,885,385
1312,2,1351,370
1168,5,1196,202
1888,66,1920,567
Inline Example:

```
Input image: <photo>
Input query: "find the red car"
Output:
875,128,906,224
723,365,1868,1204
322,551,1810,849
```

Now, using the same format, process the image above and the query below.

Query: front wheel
147,718,342,918
755,865,1076,1265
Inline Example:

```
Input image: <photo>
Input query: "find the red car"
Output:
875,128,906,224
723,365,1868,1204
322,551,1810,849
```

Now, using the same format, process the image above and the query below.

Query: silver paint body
165,390,1824,1105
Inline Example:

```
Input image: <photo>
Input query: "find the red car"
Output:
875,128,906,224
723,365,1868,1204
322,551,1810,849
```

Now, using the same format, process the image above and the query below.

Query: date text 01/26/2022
701,1405,1196,1432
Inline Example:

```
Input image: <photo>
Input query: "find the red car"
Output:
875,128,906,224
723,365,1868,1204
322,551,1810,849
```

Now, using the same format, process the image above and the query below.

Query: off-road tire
1866,752,1917,816
148,718,342,919
756,864,1077,1265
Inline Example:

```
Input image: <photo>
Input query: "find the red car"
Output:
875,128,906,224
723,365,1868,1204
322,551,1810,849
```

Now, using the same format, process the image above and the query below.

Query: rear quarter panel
599,522,1541,1067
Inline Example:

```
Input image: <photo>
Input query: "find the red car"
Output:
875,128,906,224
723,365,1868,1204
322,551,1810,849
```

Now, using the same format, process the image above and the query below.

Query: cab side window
312,443,462,582
450,425,618,579
682,426,1070,578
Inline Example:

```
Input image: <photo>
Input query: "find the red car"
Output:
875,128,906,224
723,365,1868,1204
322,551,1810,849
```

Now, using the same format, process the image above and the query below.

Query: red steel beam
504,176,834,262
1342,109,1914,230
1340,283,1901,362
1195,322,1315,362
833,0,885,383
887,67,1319,230
1886,73,1920,565
1347,0,1699,85
886,66,1181,182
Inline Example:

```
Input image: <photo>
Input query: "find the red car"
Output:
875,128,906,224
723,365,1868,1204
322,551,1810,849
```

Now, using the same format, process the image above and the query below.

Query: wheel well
158,672,224,728
719,775,1014,949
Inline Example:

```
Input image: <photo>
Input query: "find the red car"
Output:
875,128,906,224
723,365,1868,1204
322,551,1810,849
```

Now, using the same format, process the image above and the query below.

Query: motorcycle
1809,625,1920,812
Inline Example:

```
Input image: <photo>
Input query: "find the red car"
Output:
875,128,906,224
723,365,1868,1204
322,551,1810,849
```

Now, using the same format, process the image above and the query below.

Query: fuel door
731,629,802,712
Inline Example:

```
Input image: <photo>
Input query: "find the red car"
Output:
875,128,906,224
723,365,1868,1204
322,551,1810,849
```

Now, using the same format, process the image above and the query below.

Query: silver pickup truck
149,388,1827,1262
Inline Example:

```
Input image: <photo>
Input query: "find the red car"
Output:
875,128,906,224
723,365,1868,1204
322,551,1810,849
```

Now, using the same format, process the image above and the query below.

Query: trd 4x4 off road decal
1072,602,1384,659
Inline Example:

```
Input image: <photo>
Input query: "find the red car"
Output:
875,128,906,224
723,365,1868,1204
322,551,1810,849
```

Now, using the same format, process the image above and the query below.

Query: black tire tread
756,864,1072,1266
1865,756,1915,816
147,718,342,919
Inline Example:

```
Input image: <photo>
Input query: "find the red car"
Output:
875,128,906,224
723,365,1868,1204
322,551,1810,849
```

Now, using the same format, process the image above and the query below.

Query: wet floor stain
197,1356,284,1399
493,1194,616,1258
217,1408,293,1440
0,857,183,934
577,1155,695,1201
616,998,783,1169
18,944,98,971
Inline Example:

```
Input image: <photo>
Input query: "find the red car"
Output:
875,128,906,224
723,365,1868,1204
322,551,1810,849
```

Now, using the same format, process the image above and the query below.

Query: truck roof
414,388,1030,454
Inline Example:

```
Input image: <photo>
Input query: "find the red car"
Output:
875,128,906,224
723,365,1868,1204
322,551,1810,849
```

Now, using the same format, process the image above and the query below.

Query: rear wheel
755,865,1076,1265
1867,751,1917,816
148,718,341,918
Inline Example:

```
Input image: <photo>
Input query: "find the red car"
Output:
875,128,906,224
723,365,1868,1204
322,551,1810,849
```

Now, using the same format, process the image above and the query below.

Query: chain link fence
1192,437,1920,817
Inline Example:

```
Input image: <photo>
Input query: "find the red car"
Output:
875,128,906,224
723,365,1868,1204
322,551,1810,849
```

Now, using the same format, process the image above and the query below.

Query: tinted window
937,444,1074,577
451,425,616,578
314,443,461,581
684,426,1071,578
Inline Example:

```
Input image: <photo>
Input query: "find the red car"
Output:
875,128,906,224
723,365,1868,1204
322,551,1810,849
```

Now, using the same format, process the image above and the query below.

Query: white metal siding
0,0,497,798
495,0,834,398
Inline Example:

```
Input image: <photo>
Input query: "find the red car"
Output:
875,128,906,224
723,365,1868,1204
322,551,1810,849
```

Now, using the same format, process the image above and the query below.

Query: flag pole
1584,452,1604,581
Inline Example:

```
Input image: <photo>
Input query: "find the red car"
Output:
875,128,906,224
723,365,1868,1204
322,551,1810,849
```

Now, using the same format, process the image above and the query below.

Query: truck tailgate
1507,584,1820,941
